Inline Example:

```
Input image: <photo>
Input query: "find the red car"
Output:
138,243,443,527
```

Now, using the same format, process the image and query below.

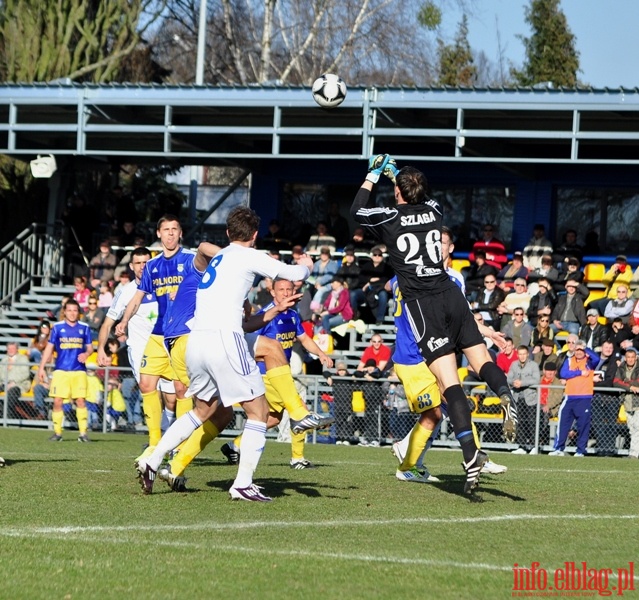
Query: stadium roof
2,82,639,167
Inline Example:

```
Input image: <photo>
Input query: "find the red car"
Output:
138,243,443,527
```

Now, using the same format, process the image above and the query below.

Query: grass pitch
0,428,637,600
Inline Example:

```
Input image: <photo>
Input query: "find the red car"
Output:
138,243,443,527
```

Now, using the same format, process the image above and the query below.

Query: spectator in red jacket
317,276,353,334
496,337,517,374
469,224,508,270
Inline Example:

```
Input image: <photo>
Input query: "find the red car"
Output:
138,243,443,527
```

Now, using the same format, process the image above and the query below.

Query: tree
0,0,167,83
436,14,476,86
511,0,579,87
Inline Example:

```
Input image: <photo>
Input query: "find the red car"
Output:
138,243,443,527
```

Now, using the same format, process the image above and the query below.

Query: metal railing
0,223,65,306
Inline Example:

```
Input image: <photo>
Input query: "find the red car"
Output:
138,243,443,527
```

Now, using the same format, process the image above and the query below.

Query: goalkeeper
350,155,517,496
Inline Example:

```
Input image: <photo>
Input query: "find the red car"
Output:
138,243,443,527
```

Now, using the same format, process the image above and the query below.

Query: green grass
0,428,637,600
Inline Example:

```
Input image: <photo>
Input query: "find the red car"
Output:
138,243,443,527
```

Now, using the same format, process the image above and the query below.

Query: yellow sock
170,420,219,477
75,406,88,435
400,422,433,471
176,397,193,418
233,433,242,449
291,430,306,461
472,422,481,449
267,365,307,420
52,410,63,435
142,390,163,446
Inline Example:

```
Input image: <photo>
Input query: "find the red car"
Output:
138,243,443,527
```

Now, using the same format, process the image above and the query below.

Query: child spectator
98,282,114,309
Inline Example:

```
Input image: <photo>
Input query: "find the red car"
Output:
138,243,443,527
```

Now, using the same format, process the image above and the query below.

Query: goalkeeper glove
366,154,390,184
382,157,399,184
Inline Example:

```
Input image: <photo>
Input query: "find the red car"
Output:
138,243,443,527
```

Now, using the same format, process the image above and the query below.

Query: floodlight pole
195,0,207,85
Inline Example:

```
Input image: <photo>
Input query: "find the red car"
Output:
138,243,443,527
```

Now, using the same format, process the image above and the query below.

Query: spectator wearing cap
350,247,394,325
497,252,529,292
507,345,541,454
579,308,608,353
553,256,586,295
613,346,639,459
336,245,361,292
522,224,554,271
527,254,559,286
89,240,117,286
533,337,558,370
539,361,564,445
550,339,600,457
603,284,636,324
317,276,353,334
551,280,587,336
469,224,508,270
526,277,558,327
308,246,340,311
464,249,498,301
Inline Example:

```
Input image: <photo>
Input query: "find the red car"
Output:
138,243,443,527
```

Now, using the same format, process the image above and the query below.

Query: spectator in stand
112,271,131,297
97,282,114,309
588,256,634,315
469,224,508,270
261,219,291,252
539,362,564,445
497,252,529,292
308,247,340,311
533,337,558,370
118,220,138,247
356,334,391,373
527,254,560,286
472,274,506,330
350,246,394,325
609,317,634,358
89,240,117,287
73,276,91,311
0,342,32,418
613,347,639,459
501,307,533,349
603,284,635,324
531,308,555,348
114,235,147,280
317,276,353,334
551,280,587,336
29,319,51,363
496,278,532,330
336,245,361,292
305,221,336,255
527,277,557,327
550,339,600,457
508,345,541,454
553,229,583,270
592,339,621,456
83,296,106,343
553,256,585,294
325,361,355,445
555,333,578,373
464,250,498,301
522,224,553,271
348,227,376,253
327,201,350,249
496,337,517,374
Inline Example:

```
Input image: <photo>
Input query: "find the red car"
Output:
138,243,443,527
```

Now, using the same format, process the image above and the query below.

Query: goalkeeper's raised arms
382,157,399,183
366,153,390,184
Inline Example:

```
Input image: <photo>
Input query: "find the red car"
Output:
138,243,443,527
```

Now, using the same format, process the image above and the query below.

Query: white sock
147,410,202,471
397,431,410,458
232,419,267,489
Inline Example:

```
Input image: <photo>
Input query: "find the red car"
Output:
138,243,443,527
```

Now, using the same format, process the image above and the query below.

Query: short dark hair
65,298,80,310
131,247,151,259
227,206,260,242
396,166,429,205
156,214,181,230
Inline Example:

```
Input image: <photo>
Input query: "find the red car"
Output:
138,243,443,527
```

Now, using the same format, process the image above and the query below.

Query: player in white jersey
97,247,157,378
136,207,313,501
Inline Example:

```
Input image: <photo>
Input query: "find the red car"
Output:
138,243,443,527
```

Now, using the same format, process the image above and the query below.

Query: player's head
227,206,260,244
395,166,429,205
64,298,81,323
130,247,152,280
271,278,295,302
156,214,182,251
441,226,454,262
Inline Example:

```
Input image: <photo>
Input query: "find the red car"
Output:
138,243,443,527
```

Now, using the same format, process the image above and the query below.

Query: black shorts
404,284,484,365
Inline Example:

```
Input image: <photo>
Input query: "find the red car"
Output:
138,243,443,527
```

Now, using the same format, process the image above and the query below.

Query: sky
443,0,639,88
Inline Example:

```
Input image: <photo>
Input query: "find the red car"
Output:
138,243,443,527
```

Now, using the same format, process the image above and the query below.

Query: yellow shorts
140,334,177,381
50,370,88,400
169,335,189,387
394,362,441,414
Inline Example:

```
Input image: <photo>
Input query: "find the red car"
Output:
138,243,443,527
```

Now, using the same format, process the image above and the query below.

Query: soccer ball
312,73,347,109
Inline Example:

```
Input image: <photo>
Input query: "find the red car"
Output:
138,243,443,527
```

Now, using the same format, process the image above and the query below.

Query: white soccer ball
312,73,347,109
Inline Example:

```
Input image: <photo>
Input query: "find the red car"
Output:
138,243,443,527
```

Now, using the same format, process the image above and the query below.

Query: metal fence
0,366,633,457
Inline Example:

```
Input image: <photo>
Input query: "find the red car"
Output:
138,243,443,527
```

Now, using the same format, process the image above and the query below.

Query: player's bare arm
298,333,333,368
114,289,145,336
97,316,117,366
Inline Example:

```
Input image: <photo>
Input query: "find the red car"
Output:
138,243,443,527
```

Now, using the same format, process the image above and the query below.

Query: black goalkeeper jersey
351,187,454,301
